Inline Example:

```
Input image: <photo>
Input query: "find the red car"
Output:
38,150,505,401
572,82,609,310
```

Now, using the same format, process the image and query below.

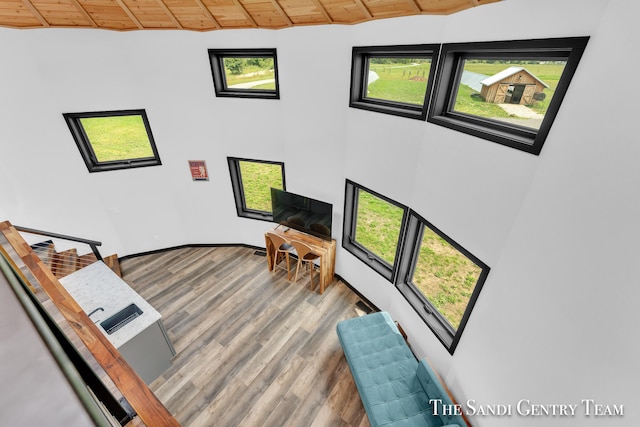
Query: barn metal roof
480,66,550,88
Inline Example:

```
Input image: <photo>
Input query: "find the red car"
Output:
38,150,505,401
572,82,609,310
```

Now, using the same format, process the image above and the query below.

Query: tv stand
264,226,336,294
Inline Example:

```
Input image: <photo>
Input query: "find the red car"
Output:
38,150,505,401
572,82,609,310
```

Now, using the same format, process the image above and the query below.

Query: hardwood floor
119,246,372,427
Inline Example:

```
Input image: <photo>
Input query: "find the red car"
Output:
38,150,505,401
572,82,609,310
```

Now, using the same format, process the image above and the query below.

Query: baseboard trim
119,243,380,313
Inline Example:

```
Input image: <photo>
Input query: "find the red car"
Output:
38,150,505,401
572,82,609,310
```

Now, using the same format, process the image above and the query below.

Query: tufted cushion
337,312,447,427
415,360,465,426
337,312,467,427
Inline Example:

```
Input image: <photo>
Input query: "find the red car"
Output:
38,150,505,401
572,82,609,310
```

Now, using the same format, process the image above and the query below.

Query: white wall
1,0,639,425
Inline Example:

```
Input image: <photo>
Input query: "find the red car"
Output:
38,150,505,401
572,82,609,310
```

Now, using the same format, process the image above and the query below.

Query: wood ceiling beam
270,0,292,26
69,0,98,27
309,0,333,23
406,0,422,13
21,0,49,27
192,0,221,29
113,0,144,29
232,0,258,27
155,0,183,29
354,0,373,20
0,0,501,31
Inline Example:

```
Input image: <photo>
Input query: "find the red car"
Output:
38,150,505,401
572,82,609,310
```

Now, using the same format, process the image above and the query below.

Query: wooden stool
265,231,294,280
290,240,320,290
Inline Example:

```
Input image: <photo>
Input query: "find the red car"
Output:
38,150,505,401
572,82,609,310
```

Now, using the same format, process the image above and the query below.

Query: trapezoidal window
428,37,589,154
349,44,439,120
227,157,285,221
342,180,408,282
396,210,490,354
63,110,161,173
208,49,279,99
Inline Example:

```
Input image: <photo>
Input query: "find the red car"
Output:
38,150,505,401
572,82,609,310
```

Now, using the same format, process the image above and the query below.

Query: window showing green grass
428,37,589,154
343,179,489,353
354,189,405,266
349,45,439,120
208,49,279,99
366,58,431,106
394,210,490,353
239,160,284,212
63,109,161,173
228,157,285,221
343,180,408,282
411,226,483,329
79,115,155,162
223,57,276,90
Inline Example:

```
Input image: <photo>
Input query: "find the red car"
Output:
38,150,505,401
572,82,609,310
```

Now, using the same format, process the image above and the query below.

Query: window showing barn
479,66,549,105
428,37,588,154
453,60,564,131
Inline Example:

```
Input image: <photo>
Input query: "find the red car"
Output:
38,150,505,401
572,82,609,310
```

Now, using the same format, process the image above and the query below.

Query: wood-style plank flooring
119,246,372,427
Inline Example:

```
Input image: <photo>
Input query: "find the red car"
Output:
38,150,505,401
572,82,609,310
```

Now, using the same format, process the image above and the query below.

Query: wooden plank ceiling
0,0,500,31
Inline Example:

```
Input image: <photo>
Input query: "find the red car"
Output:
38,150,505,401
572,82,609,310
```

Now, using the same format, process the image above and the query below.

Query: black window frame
342,179,409,282
227,157,285,222
349,44,440,120
427,36,589,155
208,48,280,100
396,209,490,354
63,109,162,173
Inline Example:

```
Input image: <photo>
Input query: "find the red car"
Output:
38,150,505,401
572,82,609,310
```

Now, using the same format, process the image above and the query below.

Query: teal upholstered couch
336,312,466,427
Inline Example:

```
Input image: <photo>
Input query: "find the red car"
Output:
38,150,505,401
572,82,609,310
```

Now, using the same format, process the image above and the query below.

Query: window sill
427,113,542,154
350,100,428,121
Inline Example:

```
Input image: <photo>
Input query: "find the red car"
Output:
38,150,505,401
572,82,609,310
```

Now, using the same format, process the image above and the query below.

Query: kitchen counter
60,260,160,348
60,260,175,383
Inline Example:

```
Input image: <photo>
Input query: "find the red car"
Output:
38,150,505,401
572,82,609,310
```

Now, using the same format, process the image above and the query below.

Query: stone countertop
59,261,161,349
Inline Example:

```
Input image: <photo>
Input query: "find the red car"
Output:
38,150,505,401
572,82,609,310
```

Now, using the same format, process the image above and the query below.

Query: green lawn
239,161,283,212
412,228,482,329
80,115,154,162
351,190,481,329
354,190,404,265
367,61,431,105
225,71,276,89
250,82,276,90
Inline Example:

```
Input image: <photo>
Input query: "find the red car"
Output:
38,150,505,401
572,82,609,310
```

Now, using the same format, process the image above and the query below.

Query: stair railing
14,225,105,279
15,225,103,260
1,220,181,427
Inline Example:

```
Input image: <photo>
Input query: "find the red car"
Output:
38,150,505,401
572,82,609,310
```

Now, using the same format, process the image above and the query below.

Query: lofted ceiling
0,0,500,32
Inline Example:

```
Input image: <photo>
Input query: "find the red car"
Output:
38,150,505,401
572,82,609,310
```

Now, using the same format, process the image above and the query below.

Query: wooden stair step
103,254,121,277
76,252,99,270
51,248,78,278
0,220,181,427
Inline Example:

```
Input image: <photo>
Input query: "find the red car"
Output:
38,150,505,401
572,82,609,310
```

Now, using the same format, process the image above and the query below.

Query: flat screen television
270,188,333,240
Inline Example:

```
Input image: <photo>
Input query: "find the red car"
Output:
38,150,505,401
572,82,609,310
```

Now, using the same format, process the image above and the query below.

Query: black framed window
396,210,490,354
228,157,285,221
208,49,279,99
63,109,161,173
428,37,589,154
349,44,439,120
342,180,408,282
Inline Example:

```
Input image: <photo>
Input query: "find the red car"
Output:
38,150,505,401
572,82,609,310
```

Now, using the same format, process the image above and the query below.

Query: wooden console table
264,226,336,294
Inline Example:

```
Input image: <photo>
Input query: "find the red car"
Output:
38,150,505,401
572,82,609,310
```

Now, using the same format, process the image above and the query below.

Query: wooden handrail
0,220,180,427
